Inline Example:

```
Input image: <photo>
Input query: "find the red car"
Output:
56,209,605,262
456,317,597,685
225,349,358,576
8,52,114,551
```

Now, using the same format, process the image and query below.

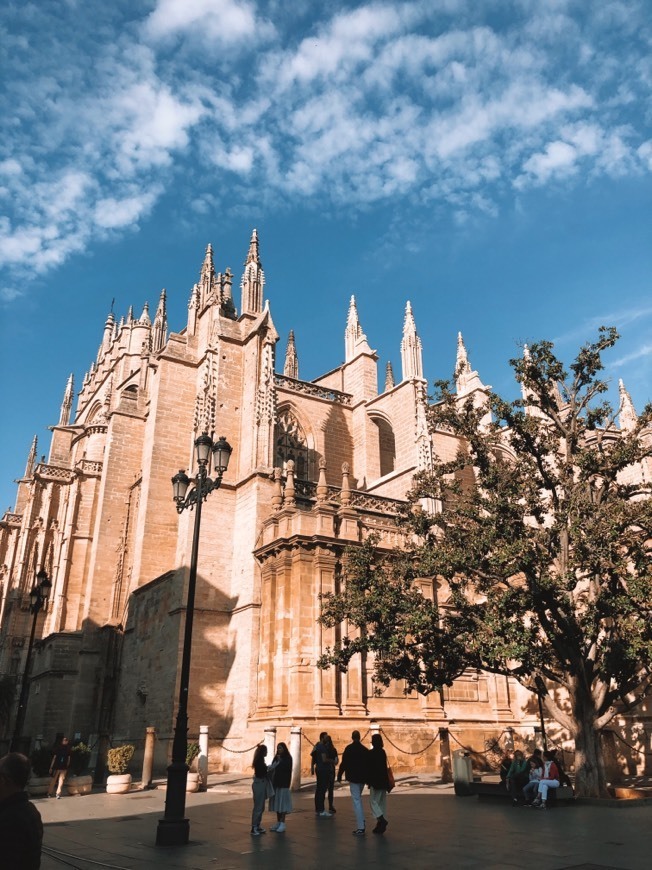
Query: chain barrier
604,728,651,757
448,729,509,756
212,738,261,755
379,727,440,756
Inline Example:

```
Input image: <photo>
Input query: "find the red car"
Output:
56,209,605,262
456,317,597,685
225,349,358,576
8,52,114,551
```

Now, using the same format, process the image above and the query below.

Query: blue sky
1,0,651,511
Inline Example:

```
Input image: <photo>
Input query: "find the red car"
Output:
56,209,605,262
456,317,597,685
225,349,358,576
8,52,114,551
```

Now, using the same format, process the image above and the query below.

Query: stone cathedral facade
0,231,648,775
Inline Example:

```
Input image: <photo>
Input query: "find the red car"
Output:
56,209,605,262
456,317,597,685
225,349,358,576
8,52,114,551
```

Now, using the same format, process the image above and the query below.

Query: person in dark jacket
337,730,370,835
48,735,71,798
506,749,529,805
268,742,292,833
366,733,390,834
0,752,43,869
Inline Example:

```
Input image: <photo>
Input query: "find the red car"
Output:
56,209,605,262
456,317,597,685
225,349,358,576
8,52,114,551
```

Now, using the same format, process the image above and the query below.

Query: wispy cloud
553,305,652,346
1,0,651,296
611,343,652,368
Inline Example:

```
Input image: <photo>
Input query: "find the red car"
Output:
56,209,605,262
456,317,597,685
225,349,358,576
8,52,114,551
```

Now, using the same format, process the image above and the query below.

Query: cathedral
0,231,647,776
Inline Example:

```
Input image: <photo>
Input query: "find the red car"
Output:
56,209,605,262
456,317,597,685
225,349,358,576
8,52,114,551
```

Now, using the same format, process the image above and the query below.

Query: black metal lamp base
156,818,190,846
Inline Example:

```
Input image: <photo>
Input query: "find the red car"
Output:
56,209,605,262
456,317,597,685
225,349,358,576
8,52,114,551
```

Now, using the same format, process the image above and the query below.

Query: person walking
366,733,390,834
268,742,292,833
0,752,43,869
337,730,370,836
47,735,71,799
324,734,339,814
311,732,332,817
250,744,269,835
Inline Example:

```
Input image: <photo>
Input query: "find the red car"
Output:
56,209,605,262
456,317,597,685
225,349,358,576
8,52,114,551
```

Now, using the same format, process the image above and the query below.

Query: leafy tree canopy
319,328,652,796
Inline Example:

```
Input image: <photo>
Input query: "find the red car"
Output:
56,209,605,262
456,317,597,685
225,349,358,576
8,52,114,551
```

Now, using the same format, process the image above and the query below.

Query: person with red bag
366,733,390,834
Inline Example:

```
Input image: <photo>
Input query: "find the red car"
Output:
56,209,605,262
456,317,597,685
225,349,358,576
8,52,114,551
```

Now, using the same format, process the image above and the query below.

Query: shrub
107,744,135,775
31,746,53,778
70,742,91,776
186,742,200,769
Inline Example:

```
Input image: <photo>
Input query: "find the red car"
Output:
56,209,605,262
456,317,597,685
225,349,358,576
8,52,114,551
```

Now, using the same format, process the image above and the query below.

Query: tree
319,328,652,797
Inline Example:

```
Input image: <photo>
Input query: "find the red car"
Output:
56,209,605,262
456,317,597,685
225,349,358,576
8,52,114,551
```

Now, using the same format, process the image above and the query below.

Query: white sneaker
275,823,286,833
270,823,280,832
318,810,333,817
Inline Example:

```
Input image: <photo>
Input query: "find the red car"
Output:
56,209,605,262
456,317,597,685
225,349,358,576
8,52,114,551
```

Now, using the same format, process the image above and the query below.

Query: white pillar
264,727,277,760
370,721,381,745
290,726,302,792
198,725,209,791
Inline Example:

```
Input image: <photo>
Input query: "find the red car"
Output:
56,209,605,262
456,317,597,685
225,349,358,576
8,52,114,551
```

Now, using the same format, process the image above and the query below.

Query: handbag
387,765,395,793
265,775,275,799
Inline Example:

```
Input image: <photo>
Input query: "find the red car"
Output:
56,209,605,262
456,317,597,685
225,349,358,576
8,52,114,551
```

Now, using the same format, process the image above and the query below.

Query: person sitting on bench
532,751,560,809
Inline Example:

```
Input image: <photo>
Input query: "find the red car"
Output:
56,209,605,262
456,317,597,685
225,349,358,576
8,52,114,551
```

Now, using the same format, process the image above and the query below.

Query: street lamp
10,569,52,752
156,432,232,847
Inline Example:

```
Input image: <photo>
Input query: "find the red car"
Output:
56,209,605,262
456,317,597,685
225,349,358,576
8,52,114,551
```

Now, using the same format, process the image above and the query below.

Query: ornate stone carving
274,374,352,406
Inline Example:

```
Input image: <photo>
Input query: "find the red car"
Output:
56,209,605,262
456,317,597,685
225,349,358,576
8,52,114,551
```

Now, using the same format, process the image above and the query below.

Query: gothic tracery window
275,409,311,480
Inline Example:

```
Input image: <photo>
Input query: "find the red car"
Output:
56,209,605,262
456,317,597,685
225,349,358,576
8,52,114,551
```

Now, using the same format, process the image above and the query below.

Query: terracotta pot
186,771,200,793
28,775,51,797
106,773,132,794
67,774,93,796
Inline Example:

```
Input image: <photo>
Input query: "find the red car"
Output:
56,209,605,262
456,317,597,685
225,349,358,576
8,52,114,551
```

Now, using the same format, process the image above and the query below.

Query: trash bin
452,749,474,796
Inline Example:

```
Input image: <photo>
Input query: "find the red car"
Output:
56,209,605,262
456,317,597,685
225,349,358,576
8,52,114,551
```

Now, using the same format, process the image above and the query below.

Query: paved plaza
35,775,652,870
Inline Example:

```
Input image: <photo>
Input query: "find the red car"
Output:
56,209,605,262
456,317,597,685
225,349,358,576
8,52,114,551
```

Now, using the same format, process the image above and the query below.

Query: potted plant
106,744,135,794
186,742,201,792
28,746,53,797
67,742,93,795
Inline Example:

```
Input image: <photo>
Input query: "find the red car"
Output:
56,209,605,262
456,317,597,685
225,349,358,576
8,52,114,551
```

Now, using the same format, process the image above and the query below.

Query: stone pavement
36,775,652,870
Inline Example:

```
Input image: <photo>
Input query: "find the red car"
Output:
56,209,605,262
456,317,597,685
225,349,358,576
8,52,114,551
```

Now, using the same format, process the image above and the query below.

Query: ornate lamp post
10,569,52,752
156,432,232,847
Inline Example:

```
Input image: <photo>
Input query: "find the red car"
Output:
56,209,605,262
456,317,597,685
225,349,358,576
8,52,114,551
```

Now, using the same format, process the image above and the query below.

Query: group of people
250,729,393,837
500,748,571,809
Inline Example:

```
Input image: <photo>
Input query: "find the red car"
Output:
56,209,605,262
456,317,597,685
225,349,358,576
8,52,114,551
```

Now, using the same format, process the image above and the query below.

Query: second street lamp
156,432,232,847
10,569,52,753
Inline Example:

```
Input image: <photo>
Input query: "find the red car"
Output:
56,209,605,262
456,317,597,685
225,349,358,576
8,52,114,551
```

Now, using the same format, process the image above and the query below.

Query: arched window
371,416,395,477
275,409,312,480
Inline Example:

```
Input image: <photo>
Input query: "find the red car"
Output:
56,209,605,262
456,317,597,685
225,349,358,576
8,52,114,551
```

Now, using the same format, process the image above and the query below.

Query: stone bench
472,781,574,805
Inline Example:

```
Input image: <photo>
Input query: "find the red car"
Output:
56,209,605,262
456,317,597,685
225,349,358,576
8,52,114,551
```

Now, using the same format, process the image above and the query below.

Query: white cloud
1,0,651,292
519,140,579,183
144,0,273,45
94,190,160,230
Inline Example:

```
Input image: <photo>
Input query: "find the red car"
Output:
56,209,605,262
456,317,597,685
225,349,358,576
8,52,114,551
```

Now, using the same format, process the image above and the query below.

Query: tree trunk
570,680,610,798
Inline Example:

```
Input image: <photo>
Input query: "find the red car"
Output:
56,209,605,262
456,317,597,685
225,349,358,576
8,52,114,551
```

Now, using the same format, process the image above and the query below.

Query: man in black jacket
337,730,370,836
0,752,43,869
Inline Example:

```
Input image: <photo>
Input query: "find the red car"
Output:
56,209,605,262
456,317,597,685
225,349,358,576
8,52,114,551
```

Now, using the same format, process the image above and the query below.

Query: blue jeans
349,782,365,829
251,777,266,828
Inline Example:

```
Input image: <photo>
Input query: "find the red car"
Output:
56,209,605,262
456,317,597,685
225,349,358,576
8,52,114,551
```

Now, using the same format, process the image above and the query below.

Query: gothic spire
199,242,217,306
240,228,265,315
283,330,299,379
384,361,395,391
344,294,372,363
59,374,74,426
100,310,115,357
25,435,37,477
455,332,474,394
400,301,423,380
619,378,638,432
152,289,168,352
138,302,150,326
